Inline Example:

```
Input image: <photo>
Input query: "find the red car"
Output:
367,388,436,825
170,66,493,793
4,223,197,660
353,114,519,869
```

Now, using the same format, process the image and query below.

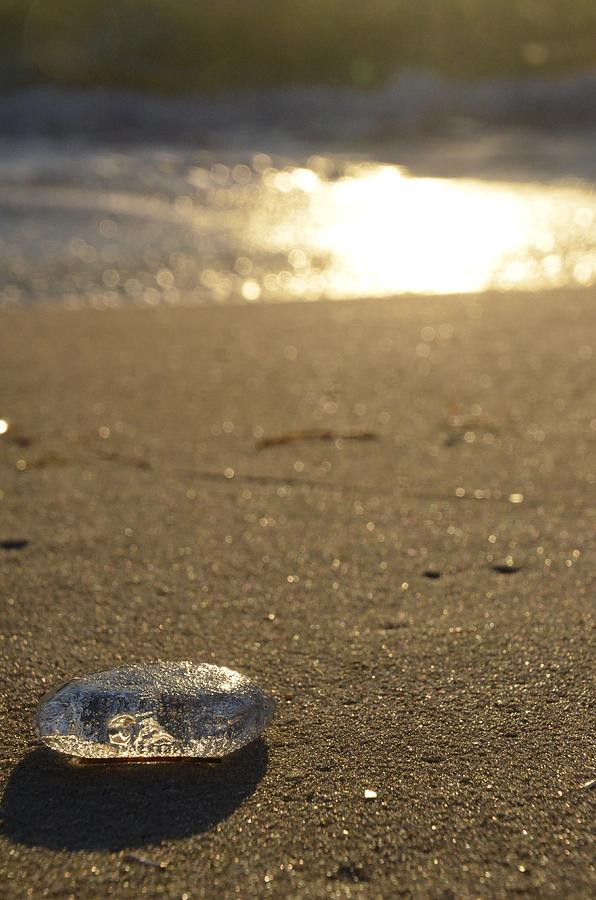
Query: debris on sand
444,403,499,447
257,428,377,449
492,558,522,574
0,539,29,550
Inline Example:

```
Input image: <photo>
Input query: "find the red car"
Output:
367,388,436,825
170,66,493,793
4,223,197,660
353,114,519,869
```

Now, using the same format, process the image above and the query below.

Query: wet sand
0,291,594,898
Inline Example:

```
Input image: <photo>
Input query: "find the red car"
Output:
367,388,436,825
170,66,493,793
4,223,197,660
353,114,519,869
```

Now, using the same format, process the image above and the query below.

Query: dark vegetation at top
1,0,596,92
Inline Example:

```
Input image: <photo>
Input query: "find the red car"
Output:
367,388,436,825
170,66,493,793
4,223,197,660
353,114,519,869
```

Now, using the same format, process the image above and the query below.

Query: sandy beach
0,290,594,897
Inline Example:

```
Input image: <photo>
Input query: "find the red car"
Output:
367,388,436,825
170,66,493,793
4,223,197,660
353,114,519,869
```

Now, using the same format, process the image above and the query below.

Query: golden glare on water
2,154,596,306
251,163,596,298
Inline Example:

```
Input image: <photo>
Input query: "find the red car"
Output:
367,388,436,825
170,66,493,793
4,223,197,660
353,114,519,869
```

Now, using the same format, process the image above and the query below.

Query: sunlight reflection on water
250,163,596,298
1,151,596,306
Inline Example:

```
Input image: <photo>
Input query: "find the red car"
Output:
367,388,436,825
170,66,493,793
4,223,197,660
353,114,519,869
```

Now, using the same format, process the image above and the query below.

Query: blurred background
1,0,596,306
4,0,596,90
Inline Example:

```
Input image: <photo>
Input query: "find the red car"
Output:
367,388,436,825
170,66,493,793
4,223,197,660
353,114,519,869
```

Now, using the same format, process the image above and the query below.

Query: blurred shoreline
2,68,596,310
2,118,596,309
2,68,596,146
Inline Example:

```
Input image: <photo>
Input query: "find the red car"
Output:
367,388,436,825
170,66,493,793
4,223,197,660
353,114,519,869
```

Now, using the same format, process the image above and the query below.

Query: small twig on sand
256,429,377,450
444,402,499,447
579,777,596,790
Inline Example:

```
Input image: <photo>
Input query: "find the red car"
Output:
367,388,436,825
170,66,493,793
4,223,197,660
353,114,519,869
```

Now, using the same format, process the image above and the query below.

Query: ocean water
1,72,596,307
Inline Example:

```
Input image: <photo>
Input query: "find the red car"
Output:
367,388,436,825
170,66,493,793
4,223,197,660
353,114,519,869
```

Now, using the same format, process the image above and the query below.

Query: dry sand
0,291,594,898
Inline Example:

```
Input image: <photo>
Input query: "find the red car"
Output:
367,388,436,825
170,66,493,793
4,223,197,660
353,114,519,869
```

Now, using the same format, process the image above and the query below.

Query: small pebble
423,569,442,579
492,561,521,574
0,539,29,550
